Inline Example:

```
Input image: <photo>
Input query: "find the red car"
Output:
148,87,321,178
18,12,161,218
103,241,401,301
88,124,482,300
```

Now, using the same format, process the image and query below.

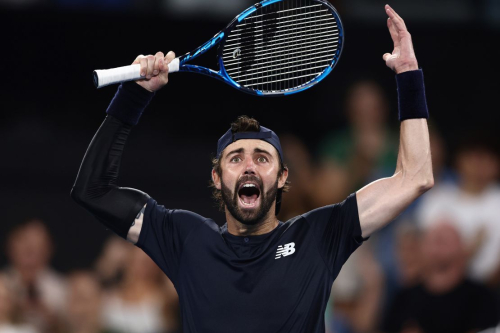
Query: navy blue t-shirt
136,193,365,333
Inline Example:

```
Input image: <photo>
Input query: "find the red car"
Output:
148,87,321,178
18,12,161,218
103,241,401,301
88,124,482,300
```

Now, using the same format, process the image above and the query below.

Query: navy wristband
106,81,155,126
396,69,429,121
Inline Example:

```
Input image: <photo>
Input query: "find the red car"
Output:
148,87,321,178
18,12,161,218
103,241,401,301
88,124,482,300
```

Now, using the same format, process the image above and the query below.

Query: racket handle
93,58,180,88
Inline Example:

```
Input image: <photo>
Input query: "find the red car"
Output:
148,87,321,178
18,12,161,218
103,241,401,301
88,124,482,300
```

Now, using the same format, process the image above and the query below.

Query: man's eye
257,157,268,163
231,157,241,163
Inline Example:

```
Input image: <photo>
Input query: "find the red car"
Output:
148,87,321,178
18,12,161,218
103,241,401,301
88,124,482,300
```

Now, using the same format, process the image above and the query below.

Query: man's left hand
383,5,419,74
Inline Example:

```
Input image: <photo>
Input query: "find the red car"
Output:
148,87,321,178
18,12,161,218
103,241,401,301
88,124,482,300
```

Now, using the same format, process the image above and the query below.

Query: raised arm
356,6,433,238
71,51,175,243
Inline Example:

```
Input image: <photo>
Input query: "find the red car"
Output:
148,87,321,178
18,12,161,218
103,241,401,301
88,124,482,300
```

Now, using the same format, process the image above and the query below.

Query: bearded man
71,5,433,333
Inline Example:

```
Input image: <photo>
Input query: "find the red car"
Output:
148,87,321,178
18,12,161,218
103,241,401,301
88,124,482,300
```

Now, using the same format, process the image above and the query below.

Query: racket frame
174,0,344,96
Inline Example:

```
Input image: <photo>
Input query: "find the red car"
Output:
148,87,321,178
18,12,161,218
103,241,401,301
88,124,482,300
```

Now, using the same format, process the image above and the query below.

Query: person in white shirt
416,138,500,283
0,275,39,333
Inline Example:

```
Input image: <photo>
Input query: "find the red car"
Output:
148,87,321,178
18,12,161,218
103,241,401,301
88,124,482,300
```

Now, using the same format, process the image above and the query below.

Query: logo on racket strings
233,48,241,59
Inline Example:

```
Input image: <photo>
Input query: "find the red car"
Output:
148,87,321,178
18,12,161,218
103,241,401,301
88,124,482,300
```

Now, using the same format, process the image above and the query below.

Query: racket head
217,0,344,96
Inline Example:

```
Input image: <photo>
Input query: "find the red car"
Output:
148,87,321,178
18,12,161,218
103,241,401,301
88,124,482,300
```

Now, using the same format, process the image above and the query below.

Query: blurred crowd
1,78,500,333
0,221,180,333
278,79,500,333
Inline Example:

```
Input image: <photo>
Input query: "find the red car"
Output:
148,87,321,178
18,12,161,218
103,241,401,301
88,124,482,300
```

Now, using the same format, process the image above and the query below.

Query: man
3,220,66,333
381,223,498,333
416,137,500,284
71,5,433,333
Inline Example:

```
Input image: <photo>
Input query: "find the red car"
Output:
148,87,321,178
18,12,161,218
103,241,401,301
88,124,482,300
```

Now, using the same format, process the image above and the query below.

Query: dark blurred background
1,0,500,332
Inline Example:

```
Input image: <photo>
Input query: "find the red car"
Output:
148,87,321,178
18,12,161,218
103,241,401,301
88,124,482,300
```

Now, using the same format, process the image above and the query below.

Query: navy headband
216,126,284,163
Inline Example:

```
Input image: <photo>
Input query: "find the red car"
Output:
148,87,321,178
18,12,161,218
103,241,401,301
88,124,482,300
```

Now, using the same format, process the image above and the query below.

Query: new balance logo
275,242,296,259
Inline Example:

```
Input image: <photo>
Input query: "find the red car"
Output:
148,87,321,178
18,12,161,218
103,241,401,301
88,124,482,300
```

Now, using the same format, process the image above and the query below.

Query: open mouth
238,183,261,208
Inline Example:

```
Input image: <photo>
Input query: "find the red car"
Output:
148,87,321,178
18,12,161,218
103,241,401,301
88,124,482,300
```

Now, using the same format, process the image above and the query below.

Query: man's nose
244,158,256,174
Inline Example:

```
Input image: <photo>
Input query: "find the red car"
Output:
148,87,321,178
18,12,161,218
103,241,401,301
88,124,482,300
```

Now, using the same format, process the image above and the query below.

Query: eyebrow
254,148,272,156
225,148,244,158
224,147,273,159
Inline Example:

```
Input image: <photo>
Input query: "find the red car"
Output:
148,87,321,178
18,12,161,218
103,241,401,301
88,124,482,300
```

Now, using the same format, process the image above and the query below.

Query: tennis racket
93,0,344,96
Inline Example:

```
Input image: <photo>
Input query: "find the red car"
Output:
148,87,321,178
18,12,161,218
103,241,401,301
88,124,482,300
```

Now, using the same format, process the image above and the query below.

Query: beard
221,175,279,226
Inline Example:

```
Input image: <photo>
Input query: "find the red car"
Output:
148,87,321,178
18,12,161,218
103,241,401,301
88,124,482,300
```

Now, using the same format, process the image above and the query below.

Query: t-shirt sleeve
135,197,205,284
302,193,365,279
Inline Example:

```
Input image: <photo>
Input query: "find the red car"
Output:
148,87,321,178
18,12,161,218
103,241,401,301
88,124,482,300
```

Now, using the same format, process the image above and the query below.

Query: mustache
235,175,263,191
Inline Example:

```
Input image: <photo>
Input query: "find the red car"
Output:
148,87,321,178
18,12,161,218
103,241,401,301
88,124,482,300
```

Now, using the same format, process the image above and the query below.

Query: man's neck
225,211,279,236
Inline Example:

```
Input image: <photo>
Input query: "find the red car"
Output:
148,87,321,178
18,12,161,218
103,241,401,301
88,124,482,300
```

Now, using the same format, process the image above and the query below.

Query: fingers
383,5,418,73
385,5,408,33
133,52,169,78
145,55,155,79
166,51,176,62
154,51,164,75
132,55,150,78
387,18,399,47
140,57,148,77
165,51,176,72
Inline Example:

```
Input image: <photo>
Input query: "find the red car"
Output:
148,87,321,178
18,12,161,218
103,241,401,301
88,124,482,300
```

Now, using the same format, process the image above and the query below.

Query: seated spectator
381,223,498,333
416,136,500,284
101,245,179,333
2,219,66,333
63,271,108,333
394,224,423,289
316,79,401,316
327,245,384,333
94,236,130,290
277,134,316,221
0,275,38,333
315,79,398,206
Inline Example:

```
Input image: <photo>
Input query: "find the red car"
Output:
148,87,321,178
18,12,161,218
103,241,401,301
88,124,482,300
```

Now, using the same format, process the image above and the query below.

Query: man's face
8,221,52,271
213,139,287,225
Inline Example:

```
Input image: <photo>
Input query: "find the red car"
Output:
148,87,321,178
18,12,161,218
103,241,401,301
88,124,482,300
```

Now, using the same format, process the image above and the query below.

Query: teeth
243,184,256,188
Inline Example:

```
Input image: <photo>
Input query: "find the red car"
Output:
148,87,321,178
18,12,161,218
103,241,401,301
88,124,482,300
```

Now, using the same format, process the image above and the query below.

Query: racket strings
223,25,338,54
225,10,334,50
228,9,329,38
223,34,338,64
227,53,336,79
222,0,339,93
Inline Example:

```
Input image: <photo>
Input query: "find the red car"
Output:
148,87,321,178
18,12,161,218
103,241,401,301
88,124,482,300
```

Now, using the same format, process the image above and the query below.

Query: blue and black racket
93,0,344,96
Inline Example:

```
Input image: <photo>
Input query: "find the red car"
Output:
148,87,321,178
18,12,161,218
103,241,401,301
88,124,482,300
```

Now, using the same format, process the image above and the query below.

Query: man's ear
278,167,289,189
212,169,221,190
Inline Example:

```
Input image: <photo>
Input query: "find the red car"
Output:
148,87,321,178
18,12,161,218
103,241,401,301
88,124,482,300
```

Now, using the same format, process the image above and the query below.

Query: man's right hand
134,51,176,92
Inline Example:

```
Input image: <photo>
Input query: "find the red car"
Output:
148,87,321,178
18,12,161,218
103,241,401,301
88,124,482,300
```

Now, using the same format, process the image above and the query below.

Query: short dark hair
456,131,499,157
210,115,291,215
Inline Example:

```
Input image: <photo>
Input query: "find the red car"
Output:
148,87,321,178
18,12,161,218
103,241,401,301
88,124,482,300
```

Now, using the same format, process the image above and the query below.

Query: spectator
316,79,399,315
277,134,316,221
315,79,398,206
394,224,423,288
94,236,130,291
0,274,39,333
427,125,456,184
381,223,498,333
101,245,179,333
2,220,66,333
327,245,384,333
63,271,111,333
416,136,500,284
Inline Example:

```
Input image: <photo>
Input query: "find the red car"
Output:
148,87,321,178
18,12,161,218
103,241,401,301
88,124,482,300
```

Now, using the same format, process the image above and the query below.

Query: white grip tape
94,64,141,88
94,58,180,88
168,58,180,73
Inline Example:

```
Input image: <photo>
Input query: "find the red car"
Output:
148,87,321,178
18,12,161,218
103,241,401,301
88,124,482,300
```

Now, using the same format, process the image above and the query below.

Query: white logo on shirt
275,242,296,259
